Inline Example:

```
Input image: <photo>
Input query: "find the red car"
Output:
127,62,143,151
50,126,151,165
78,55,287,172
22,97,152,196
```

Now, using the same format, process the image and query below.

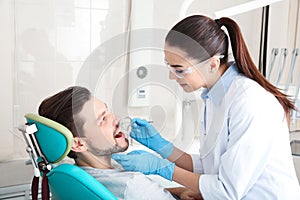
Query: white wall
0,0,14,160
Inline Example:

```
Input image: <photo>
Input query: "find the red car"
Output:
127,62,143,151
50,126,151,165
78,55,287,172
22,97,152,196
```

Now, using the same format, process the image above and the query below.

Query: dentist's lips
179,83,188,88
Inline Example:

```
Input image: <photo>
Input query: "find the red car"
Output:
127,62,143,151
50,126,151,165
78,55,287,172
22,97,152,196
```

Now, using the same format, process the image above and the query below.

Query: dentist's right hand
130,118,174,159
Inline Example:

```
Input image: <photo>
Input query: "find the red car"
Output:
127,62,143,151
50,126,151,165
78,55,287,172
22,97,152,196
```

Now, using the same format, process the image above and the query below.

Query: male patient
38,86,179,200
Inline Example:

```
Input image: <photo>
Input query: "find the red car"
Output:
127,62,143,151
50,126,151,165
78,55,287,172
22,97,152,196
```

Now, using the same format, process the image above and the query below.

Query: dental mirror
118,116,132,135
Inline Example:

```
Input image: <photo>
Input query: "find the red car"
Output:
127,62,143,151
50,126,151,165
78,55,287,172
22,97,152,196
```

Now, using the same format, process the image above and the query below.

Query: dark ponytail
165,15,295,117
219,17,295,115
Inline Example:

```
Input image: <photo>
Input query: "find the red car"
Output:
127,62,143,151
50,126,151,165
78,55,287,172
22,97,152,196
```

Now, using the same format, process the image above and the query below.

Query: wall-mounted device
128,64,150,107
127,0,154,107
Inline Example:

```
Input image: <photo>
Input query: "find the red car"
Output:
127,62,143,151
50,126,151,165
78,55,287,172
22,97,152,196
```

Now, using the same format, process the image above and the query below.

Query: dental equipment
285,48,298,92
290,140,300,156
291,49,300,124
267,48,279,80
275,48,288,86
118,117,133,135
19,124,41,178
291,50,300,125
118,116,153,137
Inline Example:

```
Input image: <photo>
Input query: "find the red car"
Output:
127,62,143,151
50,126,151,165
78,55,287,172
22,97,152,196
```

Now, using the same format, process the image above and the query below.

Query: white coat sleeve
191,154,204,173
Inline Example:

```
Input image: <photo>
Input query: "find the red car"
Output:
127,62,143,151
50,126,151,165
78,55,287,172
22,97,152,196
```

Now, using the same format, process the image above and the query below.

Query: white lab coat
192,63,300,199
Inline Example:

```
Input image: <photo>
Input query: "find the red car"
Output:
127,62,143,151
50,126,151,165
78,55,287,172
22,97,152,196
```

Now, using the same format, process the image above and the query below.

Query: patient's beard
87,138,129,156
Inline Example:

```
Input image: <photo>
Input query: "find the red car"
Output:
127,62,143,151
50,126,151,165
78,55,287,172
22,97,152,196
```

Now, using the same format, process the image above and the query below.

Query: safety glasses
165,55,224,78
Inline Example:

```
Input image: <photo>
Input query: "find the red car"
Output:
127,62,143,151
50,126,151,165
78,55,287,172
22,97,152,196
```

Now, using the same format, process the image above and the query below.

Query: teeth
113,128,119,137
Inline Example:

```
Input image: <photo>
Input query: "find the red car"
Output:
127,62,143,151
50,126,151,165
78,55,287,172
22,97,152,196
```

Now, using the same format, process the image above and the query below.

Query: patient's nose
112,114,119,127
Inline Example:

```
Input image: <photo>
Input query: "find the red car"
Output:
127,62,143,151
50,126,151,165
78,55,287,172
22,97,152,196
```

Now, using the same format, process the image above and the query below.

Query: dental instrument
267,48,279,80
118,116,153,138
275,48,288,86
291,50,300,124
285,48,298,92
127,118,174,159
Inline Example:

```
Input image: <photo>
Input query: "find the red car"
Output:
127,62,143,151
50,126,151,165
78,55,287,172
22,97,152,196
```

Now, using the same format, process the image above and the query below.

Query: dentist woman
113,15,300,199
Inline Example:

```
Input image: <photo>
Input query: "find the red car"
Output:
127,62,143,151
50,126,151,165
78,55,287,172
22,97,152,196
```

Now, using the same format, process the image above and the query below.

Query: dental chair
19,113,117,200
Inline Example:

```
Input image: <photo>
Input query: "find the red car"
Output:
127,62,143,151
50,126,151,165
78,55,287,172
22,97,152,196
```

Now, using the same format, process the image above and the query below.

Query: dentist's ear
210,57,221,73
72,137,87,152
210,62,217,73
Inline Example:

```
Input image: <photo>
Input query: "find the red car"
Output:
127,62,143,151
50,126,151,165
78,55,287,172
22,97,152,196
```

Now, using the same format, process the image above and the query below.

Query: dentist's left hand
112,150,175,181
130,118,174,159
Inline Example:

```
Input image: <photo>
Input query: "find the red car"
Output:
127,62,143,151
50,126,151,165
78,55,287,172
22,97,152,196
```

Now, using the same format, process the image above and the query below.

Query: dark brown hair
38,86,91,158
165,15,295,116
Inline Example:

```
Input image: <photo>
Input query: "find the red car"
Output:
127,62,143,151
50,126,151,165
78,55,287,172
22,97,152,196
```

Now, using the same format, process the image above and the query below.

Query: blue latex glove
130,118,174,159
112,150,175,181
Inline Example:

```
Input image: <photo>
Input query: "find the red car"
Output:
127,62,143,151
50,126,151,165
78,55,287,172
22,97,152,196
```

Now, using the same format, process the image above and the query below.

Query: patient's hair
38,86,91,159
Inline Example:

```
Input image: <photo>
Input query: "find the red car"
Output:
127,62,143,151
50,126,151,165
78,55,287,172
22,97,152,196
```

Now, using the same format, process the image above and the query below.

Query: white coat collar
201,63,239,105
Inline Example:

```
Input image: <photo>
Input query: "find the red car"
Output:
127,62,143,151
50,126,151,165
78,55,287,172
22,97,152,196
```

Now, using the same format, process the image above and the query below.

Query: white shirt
81,164,176,200
191,63,300,199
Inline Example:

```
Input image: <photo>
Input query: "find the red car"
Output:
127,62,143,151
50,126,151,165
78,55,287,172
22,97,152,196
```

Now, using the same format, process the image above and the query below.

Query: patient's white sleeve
81,166,176,200
126,173,175,200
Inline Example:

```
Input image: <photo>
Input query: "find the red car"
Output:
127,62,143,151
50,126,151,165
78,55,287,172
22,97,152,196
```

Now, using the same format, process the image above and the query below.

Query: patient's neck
75,152,113,169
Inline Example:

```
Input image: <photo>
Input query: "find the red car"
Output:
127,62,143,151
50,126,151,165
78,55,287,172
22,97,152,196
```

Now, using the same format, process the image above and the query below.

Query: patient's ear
72,137,87,152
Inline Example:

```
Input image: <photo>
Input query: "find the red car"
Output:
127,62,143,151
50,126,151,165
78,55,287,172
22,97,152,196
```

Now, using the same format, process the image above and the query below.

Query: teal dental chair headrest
25,113,73,163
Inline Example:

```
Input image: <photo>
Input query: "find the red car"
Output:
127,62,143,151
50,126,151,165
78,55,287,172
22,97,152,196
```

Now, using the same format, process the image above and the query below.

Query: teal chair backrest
24,113,117,200
48,164,117,200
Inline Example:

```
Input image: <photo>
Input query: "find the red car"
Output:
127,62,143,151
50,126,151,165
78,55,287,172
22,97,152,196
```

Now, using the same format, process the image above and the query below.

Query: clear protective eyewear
165,55,224,78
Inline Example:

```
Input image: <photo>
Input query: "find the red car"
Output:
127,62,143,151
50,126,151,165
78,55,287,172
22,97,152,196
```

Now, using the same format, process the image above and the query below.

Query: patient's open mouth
114,131,124,138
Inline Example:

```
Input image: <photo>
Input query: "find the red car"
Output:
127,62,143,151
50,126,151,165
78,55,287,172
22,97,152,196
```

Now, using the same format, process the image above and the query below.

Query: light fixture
215,0,283,18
